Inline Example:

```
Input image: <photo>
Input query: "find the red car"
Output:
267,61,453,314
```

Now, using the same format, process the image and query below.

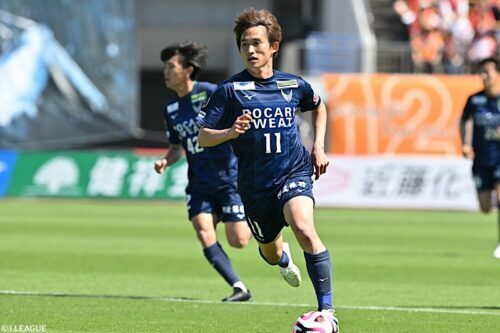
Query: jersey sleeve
460,96,473,121
298,77,322,112
195,84,231,129
163,111,181,144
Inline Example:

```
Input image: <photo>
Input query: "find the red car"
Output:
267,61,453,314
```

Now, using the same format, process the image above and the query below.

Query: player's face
239,26,279,72
479,62,498,89
163,55,190,90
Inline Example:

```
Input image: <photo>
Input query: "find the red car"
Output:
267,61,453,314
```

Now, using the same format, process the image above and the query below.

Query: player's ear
185,65,194,78
271,41,279,55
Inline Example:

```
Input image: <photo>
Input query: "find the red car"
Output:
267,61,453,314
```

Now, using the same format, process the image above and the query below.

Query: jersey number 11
264,133,282,154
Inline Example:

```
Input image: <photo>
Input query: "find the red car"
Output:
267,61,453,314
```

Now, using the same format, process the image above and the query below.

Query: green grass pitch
0,199,499,332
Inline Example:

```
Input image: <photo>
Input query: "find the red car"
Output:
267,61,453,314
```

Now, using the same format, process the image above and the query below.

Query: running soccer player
196,8,339,331
459,57,500,259
154,42,252,301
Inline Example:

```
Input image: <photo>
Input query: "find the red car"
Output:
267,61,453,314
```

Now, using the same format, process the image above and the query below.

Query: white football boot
279,242,301,287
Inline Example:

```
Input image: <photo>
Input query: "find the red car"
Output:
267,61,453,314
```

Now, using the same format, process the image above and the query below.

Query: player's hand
462,145,474,160
311,148,329,180
154,158,168,174
228,113,253,139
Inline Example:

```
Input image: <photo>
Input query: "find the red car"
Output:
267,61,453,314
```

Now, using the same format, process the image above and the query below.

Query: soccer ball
292,311,336,333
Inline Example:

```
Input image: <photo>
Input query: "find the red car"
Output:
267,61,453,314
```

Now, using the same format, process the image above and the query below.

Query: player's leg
220,191,252,249
283,195,333,312
244,196,302,287
477,191,493,213
473,165,493,214
224,221,251,248
257,233,302,287
188,194,249,301
192,213,249,301
493,176,500,259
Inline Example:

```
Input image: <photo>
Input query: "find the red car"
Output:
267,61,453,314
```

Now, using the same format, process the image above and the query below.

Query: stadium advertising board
0,150,17,197
323,74,482,155
7,151,187,199
314,155,478,211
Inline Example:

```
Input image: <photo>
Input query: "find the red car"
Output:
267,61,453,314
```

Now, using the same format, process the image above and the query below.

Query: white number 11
264,133,282,154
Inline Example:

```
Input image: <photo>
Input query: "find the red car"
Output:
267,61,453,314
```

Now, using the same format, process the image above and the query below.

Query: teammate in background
196,8,339,331
459,57,500,259
154,42,252,301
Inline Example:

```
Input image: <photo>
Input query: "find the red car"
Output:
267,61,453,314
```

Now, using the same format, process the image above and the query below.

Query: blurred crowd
393,0,499,73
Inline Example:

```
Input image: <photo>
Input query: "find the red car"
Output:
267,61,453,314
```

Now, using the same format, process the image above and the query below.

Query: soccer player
459,57,500,259
154,42,252,301
196,8,339,331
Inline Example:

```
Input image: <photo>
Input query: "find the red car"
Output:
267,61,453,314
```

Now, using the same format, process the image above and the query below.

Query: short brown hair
233,8,282,53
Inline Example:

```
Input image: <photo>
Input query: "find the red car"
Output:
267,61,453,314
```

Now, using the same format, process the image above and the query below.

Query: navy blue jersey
461,90,500,167
196,70,321,201
164,81,238,193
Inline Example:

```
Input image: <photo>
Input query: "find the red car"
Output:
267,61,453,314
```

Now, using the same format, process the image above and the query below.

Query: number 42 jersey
196,70,322,200
164,81,238,193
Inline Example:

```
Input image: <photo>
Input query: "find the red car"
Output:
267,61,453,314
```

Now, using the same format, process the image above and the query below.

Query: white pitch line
2,290,500,317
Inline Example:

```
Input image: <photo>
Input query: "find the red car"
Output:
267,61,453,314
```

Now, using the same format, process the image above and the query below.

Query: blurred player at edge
196,8,338,331
154,42,252,301
459,57,500,259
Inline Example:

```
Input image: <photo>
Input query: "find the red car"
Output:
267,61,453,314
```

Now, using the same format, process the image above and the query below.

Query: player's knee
227,235,249,248
290,221,316,239
195,229,215,244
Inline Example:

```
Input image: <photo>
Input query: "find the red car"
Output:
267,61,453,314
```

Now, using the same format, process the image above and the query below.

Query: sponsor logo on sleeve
191,91,207,104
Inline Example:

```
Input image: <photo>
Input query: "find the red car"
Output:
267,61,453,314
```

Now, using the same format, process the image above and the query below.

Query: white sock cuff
232,281,247,293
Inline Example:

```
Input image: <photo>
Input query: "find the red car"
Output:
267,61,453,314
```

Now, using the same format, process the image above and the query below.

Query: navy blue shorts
472,163,500,192
186,188,245,222
243,175,314,244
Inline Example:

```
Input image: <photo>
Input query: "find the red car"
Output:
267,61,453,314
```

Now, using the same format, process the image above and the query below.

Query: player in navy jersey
154,42,252,301
196,8,338,331
460,57,500,259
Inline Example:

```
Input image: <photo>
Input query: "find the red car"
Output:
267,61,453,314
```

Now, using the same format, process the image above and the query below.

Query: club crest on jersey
276,80,298,89
281,89,293,103
234,81,256,90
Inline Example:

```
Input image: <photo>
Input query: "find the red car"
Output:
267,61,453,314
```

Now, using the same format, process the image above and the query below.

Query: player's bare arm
154,143,184,174
459,117,475,159
311,102,329,180
198,113,253,147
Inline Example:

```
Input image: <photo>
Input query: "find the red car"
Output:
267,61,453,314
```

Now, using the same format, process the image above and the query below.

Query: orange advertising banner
323,74,482,155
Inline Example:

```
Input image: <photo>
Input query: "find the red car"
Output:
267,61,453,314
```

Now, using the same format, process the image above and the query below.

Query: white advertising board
314,155,479,211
